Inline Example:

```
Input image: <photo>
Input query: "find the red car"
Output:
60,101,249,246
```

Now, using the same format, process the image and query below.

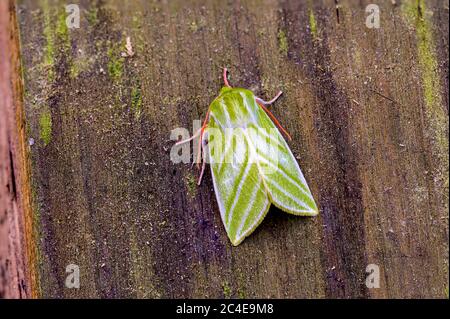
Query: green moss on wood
236,270,246,298
86,7,99,26
41,0,71,80
131,86,143,119
42,0,55,78
309,9,318,39
185,173,197,198
107,41,125,81
39,110,52,145
402,0,449,191
222,281,232,298
277,29,288,57
237,286,246,299
56,8,69,50
402,0,439,110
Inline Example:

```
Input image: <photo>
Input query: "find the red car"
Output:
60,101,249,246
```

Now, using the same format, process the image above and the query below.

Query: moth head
219,86,233,96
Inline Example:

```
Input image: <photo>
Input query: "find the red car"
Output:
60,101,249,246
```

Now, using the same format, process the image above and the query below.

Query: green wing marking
207,89,318,245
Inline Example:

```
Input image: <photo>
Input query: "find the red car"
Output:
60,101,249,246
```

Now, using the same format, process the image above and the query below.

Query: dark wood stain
1,0,447,298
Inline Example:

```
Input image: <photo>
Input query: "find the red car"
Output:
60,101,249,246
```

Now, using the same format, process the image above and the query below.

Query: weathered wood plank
10,0,449,298
0,0,33,298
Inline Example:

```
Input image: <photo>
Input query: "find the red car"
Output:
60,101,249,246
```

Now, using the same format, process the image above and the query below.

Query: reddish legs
255,91,292,141
175,112,209,181
195,67,231,178
197,134,208,185
196,110,210,168
223,67,231,87
196,68,230,183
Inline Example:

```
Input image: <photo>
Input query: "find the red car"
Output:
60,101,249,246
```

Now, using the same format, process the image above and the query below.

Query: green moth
177,69,318,246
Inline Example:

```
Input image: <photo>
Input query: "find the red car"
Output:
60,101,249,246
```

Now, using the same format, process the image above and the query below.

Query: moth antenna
257,102,292,141
255,91,283,106
223,68,231,87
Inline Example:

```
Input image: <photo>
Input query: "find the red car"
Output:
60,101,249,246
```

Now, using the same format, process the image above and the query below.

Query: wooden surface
0,0,32,299
4,0,449,298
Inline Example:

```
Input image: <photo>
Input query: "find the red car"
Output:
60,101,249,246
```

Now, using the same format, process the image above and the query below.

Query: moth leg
255,91,283,106
193,131,200,167
175,128,201,146
198,132,208,185
223,68,231,87
195,110,210,168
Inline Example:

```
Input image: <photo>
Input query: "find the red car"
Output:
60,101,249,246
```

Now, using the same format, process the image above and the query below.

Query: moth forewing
246,125,280,176
208,113,271,246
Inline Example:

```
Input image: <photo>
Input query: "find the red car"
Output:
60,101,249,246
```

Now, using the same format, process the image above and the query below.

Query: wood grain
4,0,448,298
0,0,33,299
